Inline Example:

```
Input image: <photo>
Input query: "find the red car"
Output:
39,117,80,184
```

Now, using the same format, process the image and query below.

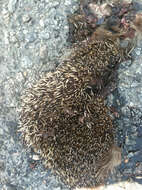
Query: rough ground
0,0,142,190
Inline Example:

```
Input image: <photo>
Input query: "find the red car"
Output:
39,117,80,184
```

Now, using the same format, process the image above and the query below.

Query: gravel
0,0,142,189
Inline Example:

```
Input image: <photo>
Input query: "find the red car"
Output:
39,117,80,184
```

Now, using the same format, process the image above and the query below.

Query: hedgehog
19,1,142,190
19,34,122,189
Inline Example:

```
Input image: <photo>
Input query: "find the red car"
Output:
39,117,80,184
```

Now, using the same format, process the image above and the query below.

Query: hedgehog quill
19,0,142,189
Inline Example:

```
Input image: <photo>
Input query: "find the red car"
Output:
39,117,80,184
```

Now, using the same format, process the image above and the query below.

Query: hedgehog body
20,35,123,189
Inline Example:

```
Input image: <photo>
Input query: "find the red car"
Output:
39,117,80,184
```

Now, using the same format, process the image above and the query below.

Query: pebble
32,155,40,161
22,15,32,23
135,48,141,56
2,184,17,190
4,31,9,45
39,19,45,27
23,71,28,77
25,33,37,43
0,161,5,171
39,45,48,58
8,0,18,13
21,56,33,69
15,72,24,83
0,128,4,135
104,182,142,190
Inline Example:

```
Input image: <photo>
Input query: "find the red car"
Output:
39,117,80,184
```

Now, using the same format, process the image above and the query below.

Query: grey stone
32,155,40,161
8,0,18,13
22,15,32,23
135,48,141,56
0,160,5,171
25,33,37,43
3,184,17,190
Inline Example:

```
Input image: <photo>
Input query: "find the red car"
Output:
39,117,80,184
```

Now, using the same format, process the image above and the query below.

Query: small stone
25,33,37,43
0,161,5,171
15,72,24,82
40,45,48,58
3,183,17,190
124,0,132,3
22,15,31,23
127,152,134,158
23,71,28,77
52,1,59,7
40,31,50,40
125,136,136,146
9,32,17,43
2,9,10,23
0,128,4,135
64,1,71,6
21,56,33,69
2,9,9,15
32,155,40,161
135,48,141,56
23,30,28,35
8,0,18,13
4,31,9,45
123,168,132,175
120,60,132,69
135,176,142,179
39,19,45,27
134,162,142,175
55,188,61,190
124,158,129,164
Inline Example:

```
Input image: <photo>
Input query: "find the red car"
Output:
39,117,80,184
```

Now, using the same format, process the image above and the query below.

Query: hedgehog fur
19,36,122,189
